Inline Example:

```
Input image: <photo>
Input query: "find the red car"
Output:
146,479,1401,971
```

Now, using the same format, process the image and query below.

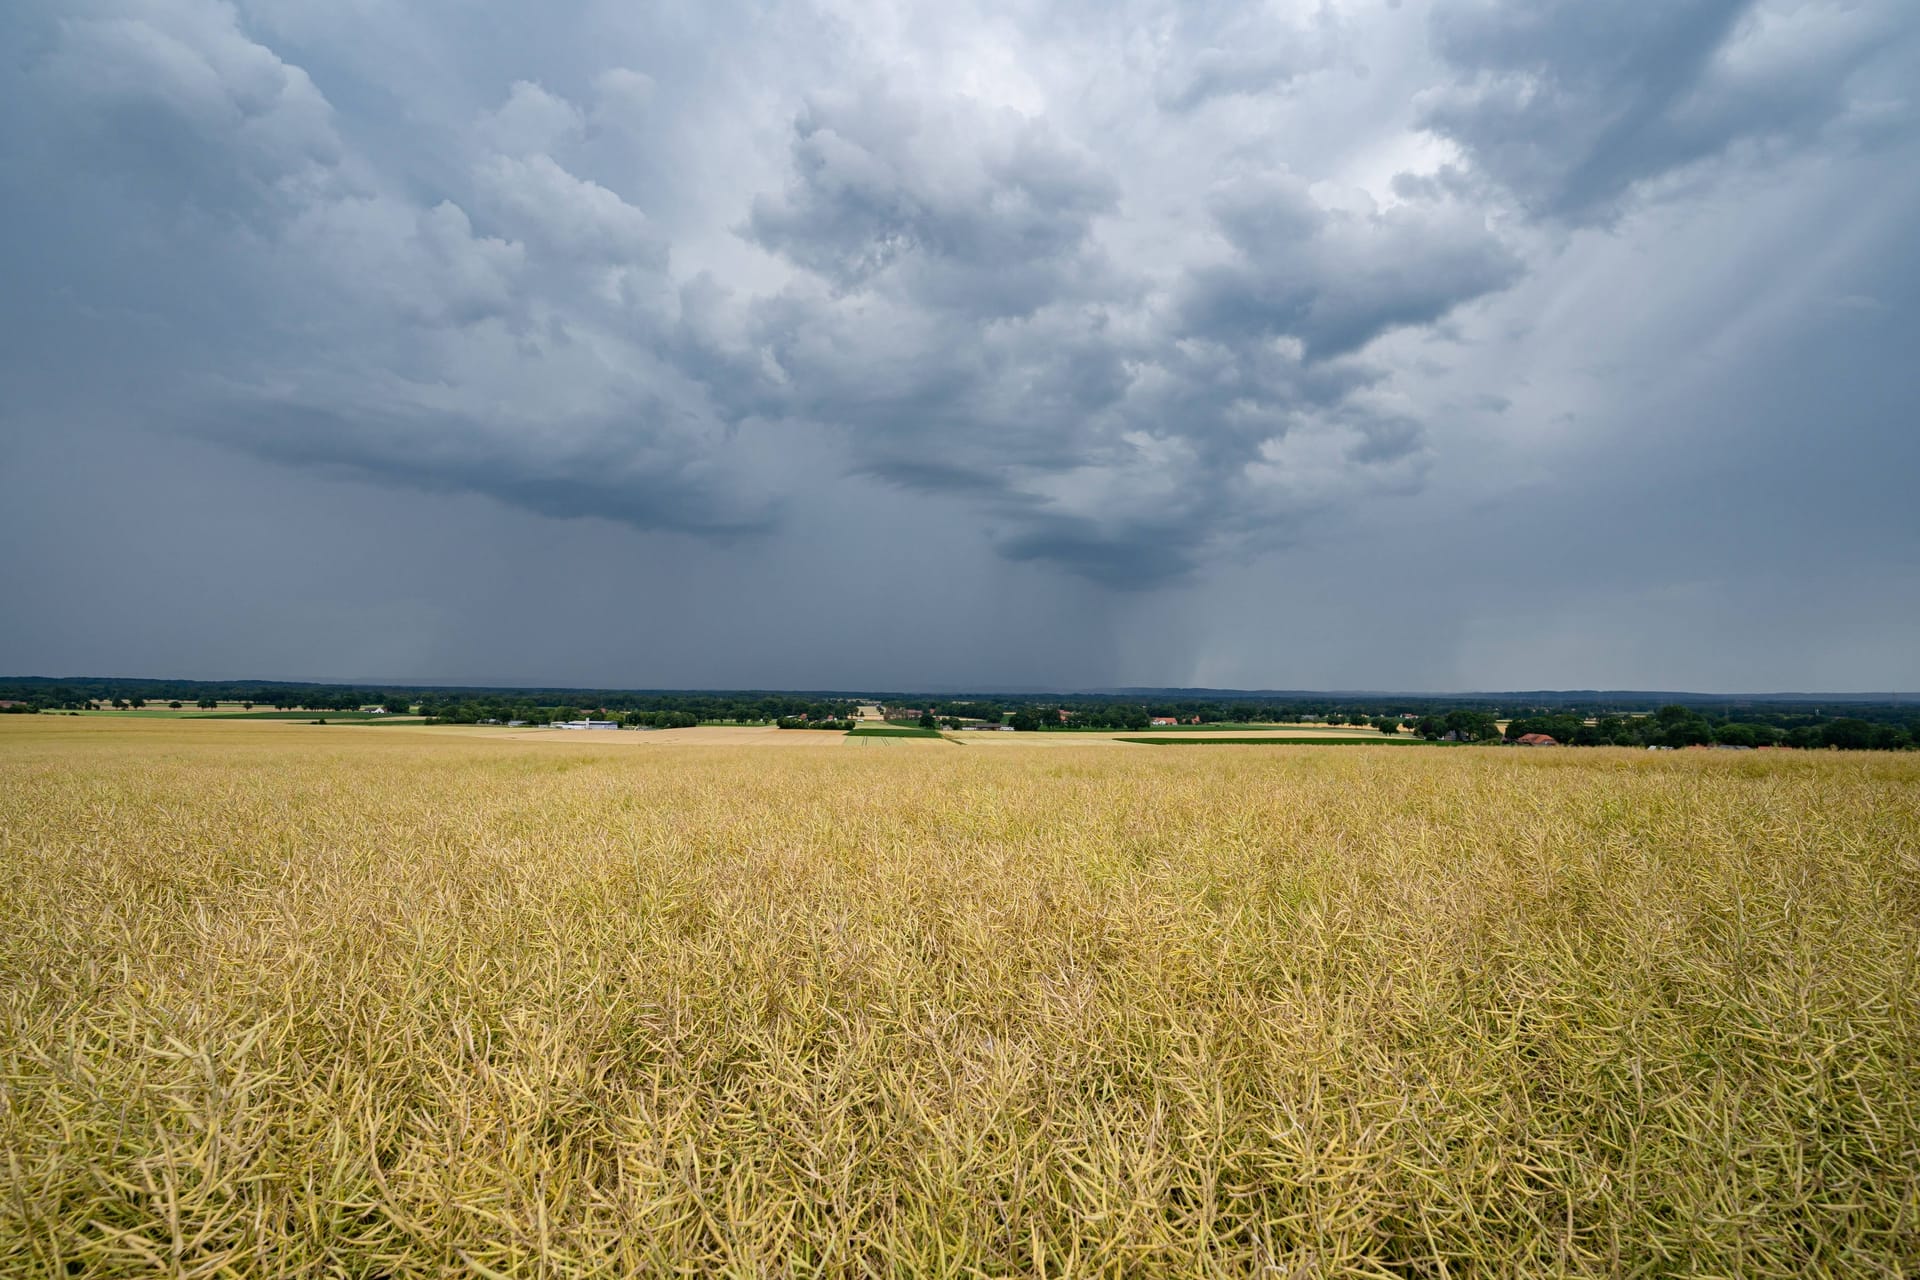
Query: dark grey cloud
3,0,1541,589
206,402,776,537
1419,0,1913,222
3,0,1918,688
724,84,1515,584
747,83,1120,314
1152,2,1340,111
1184,166,1521,357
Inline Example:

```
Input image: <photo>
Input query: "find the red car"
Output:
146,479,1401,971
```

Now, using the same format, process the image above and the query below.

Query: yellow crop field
3,716,1918,1276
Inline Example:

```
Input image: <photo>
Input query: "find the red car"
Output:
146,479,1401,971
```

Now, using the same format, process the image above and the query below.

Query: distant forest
0,679,857,727
3,677,1916,748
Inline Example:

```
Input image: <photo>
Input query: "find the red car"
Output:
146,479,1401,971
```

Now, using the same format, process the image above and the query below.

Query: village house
1515,733,1559,746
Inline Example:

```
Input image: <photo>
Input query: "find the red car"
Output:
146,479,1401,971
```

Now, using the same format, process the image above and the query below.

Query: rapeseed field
3,717,1916,1275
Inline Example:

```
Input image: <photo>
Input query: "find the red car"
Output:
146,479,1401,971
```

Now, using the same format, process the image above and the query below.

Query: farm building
551,720,619,730
1150,717,1179,726
1515,733,1559,746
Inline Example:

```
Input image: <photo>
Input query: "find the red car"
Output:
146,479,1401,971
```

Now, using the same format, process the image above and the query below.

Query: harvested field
3,715,1918,1275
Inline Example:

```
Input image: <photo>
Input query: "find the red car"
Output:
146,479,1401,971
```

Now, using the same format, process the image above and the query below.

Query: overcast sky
2,0,1916,692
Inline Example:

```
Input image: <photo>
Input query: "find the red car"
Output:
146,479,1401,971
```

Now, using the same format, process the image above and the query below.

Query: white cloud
478,80,585,155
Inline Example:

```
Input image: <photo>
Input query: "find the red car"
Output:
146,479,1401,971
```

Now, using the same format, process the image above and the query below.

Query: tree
1443,710,1500,742
1506,713,1582,744
1712,722,1757,748
1662,719,1712,747
197,697,218,709
1869,724,1911,750
1819,718,1875,750
919,711,937,730
383,698,411,715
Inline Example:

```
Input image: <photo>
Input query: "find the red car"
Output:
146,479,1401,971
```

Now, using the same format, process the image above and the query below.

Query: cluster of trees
592,694,858,722
1502,705,1916,750
250,693,411,712
1412,711,1503,741
625,710,701,729
417,697,546,724
776,717,857,730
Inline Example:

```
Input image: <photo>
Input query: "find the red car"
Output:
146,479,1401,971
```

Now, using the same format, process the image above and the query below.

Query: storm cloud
2,0,1917,688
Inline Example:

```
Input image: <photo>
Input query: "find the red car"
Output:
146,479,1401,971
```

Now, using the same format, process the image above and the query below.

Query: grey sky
2,0,1916,691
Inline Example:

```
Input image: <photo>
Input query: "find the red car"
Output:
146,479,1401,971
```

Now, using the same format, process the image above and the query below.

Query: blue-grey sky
2,0,1916,691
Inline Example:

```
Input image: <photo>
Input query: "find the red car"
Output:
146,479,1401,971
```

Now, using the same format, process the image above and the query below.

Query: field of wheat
2,715,1918,1276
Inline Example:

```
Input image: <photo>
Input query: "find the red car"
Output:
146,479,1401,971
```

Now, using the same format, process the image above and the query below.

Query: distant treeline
0,679,860,725
884,698,1918,749
900,698,1919,747
421,695,860,726
979,693,1920,733
1499,705,1915,750
2,679,1915,747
